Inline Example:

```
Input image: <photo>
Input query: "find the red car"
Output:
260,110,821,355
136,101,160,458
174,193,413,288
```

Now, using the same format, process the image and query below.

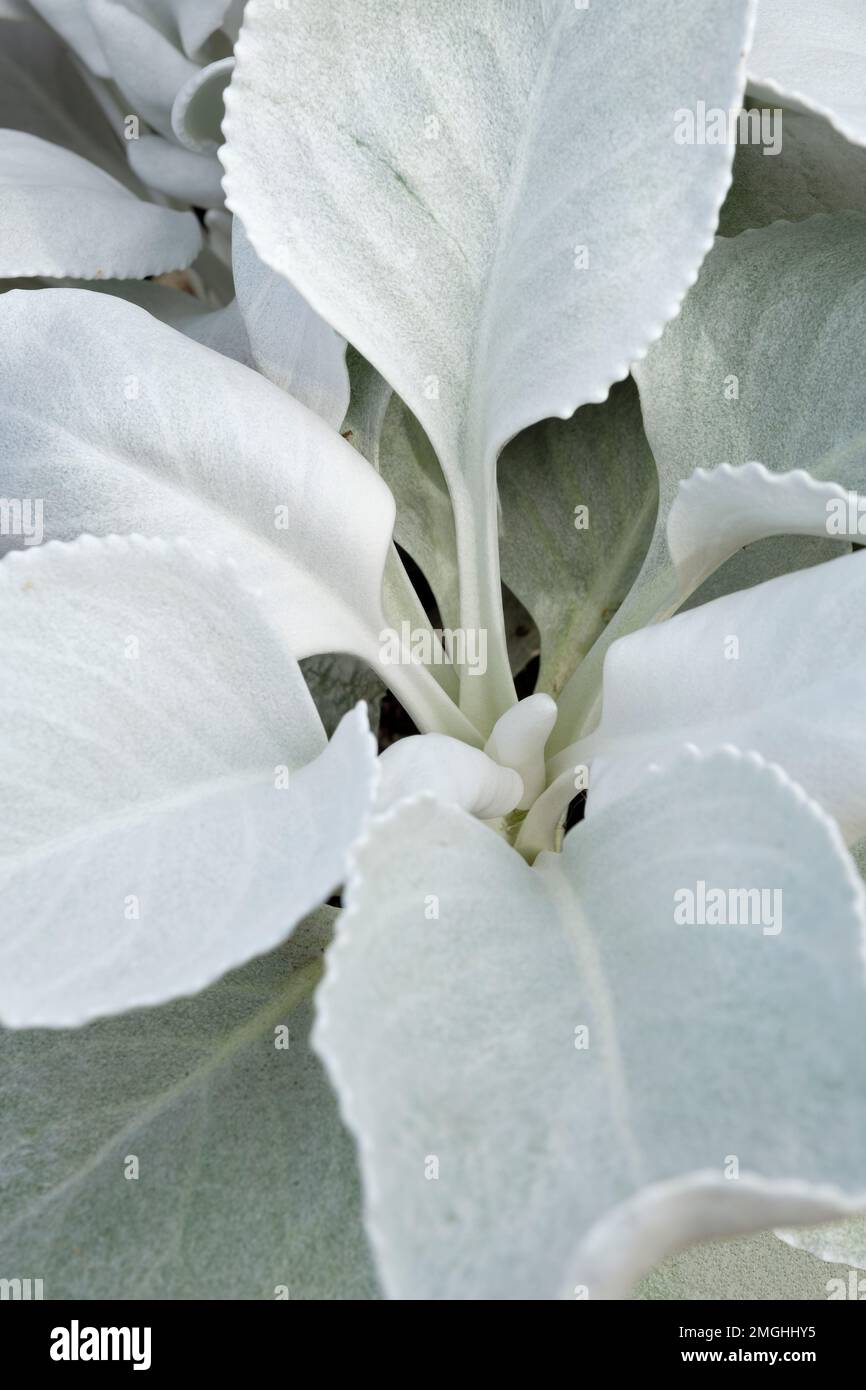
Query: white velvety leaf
776,961,866,1272
0,290,366,656
222,0,752,731
26,0,111,76
0,131,201,277
0,535,379,1028
680,533,849,614
316,748,866,1299
233,219,350,428
172,55,233,152
376,735,523,820
530,533,860,858
637,1229,856,1300
747,0,866,147
484,693,557,811
665,463,850,598
776,1216,866,1274
0,19,137,188
127,132,225,208
0,275,245,355
719,102,866,236
0,288,474,739
571,549,866,844
635,216,866,497
86,0,199,138
3,286,425,687
0,907,379,1299
553,213,865,749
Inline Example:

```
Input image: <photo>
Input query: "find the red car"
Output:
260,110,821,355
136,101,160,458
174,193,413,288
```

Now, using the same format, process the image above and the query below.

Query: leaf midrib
465,0,572,474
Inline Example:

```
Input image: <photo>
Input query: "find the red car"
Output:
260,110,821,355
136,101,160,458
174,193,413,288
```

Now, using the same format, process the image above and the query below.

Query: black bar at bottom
1,1297,861,1373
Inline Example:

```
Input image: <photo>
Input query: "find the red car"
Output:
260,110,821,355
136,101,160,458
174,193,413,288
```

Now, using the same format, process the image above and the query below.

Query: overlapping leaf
0,536,378,1027
223,0,752,730
316,749,866,1299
